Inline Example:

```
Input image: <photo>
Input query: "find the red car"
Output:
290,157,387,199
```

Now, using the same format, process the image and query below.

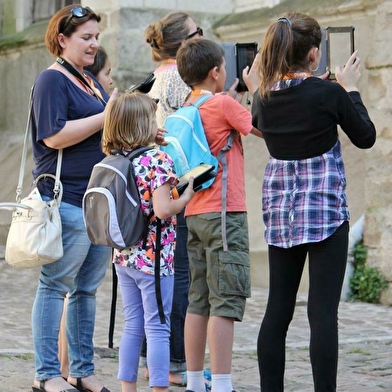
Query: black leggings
257,221,349,392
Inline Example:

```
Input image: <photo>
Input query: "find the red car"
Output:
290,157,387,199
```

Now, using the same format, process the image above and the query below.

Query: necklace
284,71,311,80
191,89,213,95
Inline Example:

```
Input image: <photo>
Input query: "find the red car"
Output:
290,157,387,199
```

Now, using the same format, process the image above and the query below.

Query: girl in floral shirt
101,92,194,392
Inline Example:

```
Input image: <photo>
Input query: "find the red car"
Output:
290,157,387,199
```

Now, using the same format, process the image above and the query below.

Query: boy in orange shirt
176,39,263,392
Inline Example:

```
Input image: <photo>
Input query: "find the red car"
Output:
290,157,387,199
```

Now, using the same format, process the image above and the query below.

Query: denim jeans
169,210,189,370
32,201,111,381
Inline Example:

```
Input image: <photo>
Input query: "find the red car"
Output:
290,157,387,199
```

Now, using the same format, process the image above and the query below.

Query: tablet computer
174,164,216,196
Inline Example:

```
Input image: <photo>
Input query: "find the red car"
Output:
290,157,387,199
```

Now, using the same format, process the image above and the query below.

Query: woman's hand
243,52,261,96
335,51,361,92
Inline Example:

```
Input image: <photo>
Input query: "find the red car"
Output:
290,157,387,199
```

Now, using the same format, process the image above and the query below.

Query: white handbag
0,86,64,269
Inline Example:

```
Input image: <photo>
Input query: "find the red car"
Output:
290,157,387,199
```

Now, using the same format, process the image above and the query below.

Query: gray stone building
0,0,391,304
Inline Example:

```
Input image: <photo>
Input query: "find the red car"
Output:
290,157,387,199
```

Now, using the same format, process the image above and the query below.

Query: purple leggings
115,264,174,387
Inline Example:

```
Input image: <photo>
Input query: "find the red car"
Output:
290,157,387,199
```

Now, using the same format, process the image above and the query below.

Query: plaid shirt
262,140,349,248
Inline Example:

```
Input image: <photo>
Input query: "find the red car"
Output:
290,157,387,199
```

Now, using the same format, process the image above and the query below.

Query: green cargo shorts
186,212,251,322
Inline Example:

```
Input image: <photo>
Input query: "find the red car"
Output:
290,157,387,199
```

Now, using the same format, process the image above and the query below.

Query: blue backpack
162,95,233,191
162,95,235,252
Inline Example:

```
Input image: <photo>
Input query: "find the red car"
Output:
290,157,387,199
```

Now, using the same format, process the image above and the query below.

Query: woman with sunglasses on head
30,5,117,392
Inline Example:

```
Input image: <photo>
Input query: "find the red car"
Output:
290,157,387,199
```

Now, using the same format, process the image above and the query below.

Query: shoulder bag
0,86,64,269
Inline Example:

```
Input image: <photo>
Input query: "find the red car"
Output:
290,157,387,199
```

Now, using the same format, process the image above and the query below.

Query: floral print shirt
113,149,178,276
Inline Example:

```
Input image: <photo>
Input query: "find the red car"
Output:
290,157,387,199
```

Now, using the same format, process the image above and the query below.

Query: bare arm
43,88,119,149
250,127,263,138
152,178,195,219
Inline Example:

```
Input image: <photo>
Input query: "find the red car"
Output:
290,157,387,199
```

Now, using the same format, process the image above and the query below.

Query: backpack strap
217,129,236,252
154,219,165,324
107,145,165,348
192,94,213,108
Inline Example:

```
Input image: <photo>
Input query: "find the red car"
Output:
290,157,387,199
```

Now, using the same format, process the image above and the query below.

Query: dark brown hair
45,4,101,57
145,12,190,62
258,12,322,97
84,46,108,77
177,39,225,87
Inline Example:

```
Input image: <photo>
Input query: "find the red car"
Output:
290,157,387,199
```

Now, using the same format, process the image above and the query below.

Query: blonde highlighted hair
145,11,190,62
102,92,157,156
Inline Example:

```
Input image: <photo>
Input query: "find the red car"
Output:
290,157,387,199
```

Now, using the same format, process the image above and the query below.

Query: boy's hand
155,127,168,146
226,78,244,102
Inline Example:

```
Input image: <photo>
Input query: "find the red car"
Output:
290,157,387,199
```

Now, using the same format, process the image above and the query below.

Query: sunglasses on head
186,27,203,40
61,6,93,32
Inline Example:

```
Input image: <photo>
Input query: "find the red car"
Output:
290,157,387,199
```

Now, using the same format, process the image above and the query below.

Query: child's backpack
162,95,234,191
82,146,151,250
162,94,235,252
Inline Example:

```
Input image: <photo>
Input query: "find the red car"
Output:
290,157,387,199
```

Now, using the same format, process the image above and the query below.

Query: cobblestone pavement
0,248,391,392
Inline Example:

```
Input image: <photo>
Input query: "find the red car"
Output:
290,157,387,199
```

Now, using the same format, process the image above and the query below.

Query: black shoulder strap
56,57,107,106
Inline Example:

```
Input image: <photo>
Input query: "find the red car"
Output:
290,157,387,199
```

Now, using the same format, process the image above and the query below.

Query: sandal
69,378,110,392
32,379,78,392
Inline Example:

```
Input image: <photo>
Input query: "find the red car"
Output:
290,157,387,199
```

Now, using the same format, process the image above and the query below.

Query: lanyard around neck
56,57,106,106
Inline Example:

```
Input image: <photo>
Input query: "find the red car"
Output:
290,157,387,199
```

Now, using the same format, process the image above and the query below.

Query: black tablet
175,164,216,195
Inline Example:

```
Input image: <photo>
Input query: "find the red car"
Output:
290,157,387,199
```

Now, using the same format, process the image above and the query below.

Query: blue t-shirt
31,69,109,207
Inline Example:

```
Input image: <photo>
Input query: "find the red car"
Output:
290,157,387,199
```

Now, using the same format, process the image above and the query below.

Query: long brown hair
102,92,157,155
258,12,321,97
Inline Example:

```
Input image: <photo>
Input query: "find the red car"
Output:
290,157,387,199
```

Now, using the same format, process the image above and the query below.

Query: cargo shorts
185,212,251,322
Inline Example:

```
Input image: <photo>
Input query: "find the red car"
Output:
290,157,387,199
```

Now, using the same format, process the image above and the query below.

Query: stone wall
362,1,392,304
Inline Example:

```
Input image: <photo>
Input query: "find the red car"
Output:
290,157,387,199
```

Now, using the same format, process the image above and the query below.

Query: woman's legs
32,202,111,388
307,221,349,392
257,244,307,392
170,210,189,377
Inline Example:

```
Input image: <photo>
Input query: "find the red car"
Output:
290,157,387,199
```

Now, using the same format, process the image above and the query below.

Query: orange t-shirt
185,94,253,217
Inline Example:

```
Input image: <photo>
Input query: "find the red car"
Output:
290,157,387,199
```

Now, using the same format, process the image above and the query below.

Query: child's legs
308,221,349,392
257,244,307,392
186,213,250,374
141,272,173,388
115,265,145,384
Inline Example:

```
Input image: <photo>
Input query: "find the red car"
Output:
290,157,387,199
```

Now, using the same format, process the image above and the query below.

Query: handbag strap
16,86,63,203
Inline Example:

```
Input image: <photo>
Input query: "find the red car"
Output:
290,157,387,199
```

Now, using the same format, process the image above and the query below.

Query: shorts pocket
218,250,251,298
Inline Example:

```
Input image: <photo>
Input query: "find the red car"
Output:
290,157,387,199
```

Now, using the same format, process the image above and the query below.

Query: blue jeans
32,201,111,381
116,264,173,386
169,210,189,370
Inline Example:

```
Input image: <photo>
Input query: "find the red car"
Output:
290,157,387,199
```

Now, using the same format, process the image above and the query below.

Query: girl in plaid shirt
245,12,376,392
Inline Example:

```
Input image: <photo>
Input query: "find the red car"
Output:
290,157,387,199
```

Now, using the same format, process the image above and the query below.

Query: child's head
177,39,225,89
102,92,157,155
85,46,113,93
258,12,322,96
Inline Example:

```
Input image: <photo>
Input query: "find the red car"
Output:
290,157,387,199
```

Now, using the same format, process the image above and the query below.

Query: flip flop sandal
69,378,110,392
32,380,79,392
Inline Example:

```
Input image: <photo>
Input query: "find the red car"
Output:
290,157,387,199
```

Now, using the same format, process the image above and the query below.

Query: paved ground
0,246,391,392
